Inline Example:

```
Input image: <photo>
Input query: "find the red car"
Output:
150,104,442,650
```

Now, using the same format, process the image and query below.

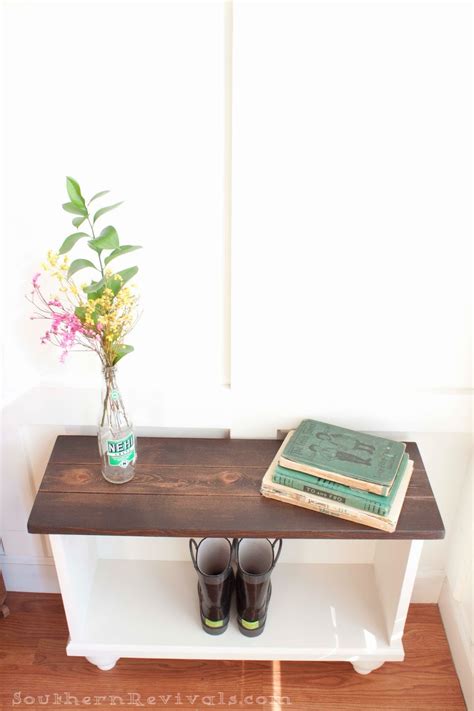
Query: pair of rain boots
189,537,283,637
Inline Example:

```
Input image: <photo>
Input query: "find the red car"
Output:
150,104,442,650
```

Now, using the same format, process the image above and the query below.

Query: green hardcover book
280,420,406,495
273,453,409,517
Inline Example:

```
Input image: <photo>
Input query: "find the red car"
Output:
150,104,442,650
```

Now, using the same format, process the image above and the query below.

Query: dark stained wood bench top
27,436,445,539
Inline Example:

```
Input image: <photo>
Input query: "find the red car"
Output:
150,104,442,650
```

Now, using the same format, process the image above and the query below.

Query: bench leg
86,655,119,671
352,660,385,675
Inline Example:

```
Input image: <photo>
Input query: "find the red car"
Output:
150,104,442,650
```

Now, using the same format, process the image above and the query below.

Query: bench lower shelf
63,556,406,672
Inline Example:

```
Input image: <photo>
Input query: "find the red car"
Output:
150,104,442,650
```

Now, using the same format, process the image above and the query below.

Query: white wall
3,0,227,401
1,0,472,623
231,0,471,403
439,455,473,709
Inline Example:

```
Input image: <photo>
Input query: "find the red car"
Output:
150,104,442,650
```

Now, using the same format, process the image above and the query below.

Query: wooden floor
0,594,465,711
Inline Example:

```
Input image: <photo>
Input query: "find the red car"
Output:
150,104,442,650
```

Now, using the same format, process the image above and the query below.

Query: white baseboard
439,578,473,711
0,555,59,593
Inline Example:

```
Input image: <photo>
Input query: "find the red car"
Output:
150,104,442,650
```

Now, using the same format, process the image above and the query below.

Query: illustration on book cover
310,432,378,466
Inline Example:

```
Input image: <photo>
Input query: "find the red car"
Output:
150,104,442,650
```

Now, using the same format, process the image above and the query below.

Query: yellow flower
47,250,59,268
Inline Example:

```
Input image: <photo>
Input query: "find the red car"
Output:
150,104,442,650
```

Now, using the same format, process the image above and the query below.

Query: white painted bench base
50,535,423,675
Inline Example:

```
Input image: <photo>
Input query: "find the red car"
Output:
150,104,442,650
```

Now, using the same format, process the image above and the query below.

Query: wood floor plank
0,594,465,710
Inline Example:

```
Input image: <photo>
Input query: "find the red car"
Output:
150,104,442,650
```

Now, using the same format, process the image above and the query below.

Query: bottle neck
100,366,131,430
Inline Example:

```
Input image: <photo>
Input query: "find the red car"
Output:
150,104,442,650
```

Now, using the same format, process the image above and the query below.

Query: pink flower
30,273,96,363
38,307,91,362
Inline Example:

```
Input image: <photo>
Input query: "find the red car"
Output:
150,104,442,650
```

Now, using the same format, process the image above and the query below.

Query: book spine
261,486,395,533
272,472,390,516
278,457,389,495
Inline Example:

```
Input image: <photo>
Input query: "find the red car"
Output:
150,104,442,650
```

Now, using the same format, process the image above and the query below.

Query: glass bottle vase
98,366,136,484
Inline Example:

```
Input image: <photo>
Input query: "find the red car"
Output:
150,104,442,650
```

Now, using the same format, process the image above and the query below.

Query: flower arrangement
29,177,141,367
29,177,141,483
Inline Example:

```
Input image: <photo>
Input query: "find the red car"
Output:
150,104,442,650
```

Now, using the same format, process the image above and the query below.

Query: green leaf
112,344,134,365
66,177,85,207
88,240,101,254
83,278,106,299
82,265,138,298
58,232,90,255
93,201,123,224
67,259,98,279
75,305,87,322
88,190,110,204
88,225,119,252
63,202,87,216
109,266,139,295
104,244,142,266
72,215,86,228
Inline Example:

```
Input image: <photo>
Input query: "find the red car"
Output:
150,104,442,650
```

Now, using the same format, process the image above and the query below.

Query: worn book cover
262,432,413,533
280,419,406,495
274,433,409,517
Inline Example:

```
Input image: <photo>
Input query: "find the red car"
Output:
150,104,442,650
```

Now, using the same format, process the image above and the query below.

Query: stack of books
261,419,413,532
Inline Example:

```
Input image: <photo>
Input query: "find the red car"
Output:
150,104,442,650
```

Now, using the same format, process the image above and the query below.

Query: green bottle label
107,433,135,468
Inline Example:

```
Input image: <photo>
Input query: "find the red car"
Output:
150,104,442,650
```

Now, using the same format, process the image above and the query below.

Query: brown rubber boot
234,538,283,637
189,537,234,635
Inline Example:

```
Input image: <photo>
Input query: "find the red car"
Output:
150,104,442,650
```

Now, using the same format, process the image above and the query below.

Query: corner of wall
439,577,473,711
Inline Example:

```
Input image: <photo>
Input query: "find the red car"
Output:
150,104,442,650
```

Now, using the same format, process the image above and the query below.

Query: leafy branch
59,176,142,364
